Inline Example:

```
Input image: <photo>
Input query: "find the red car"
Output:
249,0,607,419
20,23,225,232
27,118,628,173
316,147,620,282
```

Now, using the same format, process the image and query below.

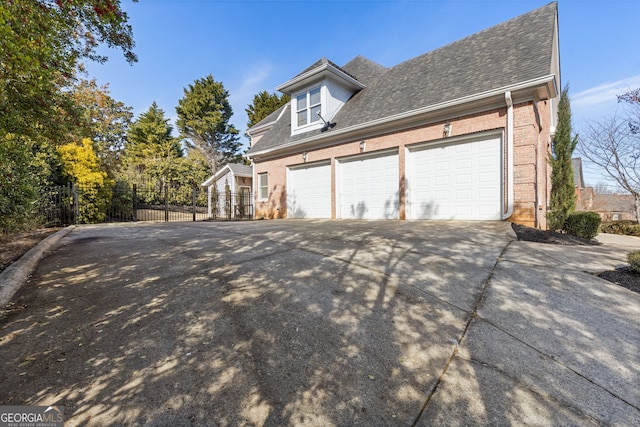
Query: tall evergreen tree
245,91,290,128
176,75,242,174
122,102,183,182
548,85,579,229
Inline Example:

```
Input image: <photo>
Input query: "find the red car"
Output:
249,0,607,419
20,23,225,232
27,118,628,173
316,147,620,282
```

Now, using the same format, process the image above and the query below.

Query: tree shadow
416,240,640,425
3,222,627,425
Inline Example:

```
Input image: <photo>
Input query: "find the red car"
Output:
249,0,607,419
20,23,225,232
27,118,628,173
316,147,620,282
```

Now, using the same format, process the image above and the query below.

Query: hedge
563,211,601,239
600,221,640,237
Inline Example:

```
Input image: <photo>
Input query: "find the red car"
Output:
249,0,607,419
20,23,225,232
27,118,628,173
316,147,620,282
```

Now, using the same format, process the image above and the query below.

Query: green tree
122,102,183,183
0,135,53,234
70,79,134,177
176,75,242,174
173,148,210,187
58,138,111,222
245,90,290,128
548,85,579,230
0,0,136,143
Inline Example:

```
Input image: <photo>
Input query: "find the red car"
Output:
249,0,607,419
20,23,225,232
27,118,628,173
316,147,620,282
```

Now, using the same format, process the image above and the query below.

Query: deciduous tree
0,0,137,143
0,136,53,234
70,79,133,177
176,75,242,174
579,88,640,223
58,138,111,222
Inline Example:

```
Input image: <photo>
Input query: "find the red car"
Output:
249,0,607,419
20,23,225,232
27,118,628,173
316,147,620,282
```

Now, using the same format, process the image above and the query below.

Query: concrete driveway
0,221,638,426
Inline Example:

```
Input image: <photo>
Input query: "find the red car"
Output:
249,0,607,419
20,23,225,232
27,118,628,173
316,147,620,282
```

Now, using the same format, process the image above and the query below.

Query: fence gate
41,181,253,226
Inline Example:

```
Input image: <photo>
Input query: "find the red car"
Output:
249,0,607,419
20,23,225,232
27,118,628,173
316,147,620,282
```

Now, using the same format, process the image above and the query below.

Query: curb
0,226,75,308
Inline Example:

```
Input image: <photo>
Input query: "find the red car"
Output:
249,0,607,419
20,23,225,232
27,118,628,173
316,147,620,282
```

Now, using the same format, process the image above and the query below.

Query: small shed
201,164,253,219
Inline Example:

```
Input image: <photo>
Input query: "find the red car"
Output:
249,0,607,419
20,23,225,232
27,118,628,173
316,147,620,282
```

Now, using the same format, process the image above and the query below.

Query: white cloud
572,75,640,108
229,62,275,136
233,62,274,101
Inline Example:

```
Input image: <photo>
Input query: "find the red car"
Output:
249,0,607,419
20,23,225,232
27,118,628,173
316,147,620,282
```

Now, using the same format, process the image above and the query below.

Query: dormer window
276,57,366,137
296,87,322,127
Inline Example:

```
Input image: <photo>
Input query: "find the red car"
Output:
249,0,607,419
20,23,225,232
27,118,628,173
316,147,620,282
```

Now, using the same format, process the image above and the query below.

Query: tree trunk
634,192,640,225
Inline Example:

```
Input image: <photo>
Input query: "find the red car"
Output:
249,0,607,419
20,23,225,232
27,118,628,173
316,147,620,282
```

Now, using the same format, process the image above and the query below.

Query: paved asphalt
0,220,638,426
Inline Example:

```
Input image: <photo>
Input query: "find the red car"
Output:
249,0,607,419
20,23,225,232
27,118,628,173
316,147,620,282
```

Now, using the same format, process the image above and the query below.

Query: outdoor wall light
302,151,308,162
443,122,452,138
359,141,366,152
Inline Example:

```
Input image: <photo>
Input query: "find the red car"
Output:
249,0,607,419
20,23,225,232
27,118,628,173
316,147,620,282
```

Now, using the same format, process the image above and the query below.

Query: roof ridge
390,2,557,71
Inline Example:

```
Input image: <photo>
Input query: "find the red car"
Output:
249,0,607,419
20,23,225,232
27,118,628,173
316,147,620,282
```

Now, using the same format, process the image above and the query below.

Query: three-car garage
285,133,503,221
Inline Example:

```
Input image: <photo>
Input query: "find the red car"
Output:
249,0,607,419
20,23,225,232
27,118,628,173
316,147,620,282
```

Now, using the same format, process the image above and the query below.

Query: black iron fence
40,181,253,226
209,189,253,220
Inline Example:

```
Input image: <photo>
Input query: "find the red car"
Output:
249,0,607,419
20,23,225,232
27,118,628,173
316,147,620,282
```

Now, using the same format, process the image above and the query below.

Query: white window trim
258,173,268,201
292,84,324,135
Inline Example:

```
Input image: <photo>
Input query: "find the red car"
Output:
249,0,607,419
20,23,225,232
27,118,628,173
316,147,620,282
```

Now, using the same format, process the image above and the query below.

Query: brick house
246,2,560,228
591,194,638,222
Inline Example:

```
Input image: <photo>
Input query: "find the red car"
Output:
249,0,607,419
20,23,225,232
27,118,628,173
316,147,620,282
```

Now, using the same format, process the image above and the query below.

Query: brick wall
254,104,550,228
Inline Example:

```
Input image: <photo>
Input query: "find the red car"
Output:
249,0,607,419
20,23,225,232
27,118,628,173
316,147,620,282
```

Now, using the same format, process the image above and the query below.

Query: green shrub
563,211,601,239
546,210,566,231
628,251,640,273
601,221,640,237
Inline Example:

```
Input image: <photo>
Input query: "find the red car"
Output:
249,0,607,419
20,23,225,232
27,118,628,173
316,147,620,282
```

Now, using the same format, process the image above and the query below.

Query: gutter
503,91,514,220
248,75,557,159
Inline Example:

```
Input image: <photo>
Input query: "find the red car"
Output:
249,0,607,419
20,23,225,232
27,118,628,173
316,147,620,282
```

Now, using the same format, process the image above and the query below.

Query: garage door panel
409,136,502,220
339,152,399,219
287,162,331,219
456,189,473,200
479,154,497,167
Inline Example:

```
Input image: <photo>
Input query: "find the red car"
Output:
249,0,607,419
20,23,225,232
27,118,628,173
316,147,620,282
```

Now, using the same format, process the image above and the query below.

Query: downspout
503,91,514,219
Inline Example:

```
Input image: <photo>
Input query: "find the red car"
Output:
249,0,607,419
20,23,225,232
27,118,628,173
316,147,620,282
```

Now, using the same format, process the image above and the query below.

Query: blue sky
86,0,640,187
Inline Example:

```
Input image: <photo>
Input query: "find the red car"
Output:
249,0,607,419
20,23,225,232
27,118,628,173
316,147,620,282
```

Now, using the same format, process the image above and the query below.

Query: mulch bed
512,224,640,295
0,229,60,274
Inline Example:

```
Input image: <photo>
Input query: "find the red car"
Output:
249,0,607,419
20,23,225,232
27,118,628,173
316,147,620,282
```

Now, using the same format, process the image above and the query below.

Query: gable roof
291,57,359,82
201,163,253,187
276,56,365,95
248,104,288,134
592,194,636,214
247,2,559,158
227,163,252,177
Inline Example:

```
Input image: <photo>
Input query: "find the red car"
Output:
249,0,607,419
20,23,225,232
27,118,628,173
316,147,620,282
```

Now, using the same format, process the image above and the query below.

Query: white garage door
408,136,502,220
338,151,399,219
287,161,331,218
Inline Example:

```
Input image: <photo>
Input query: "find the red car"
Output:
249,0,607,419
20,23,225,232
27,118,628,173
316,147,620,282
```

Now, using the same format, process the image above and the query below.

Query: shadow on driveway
0,221,637,426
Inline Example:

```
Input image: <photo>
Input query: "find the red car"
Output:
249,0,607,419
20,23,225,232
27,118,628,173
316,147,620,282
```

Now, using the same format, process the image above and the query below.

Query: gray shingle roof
247,2,557,156
291,57,359,82
227,163,252,177
593,194,636,213
248,104,287,131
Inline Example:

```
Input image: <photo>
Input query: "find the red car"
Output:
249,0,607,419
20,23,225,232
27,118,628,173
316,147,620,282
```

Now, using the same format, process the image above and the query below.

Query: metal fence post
164,182,169,222
192,185,197,222
132,184,138,222
72,182,79,224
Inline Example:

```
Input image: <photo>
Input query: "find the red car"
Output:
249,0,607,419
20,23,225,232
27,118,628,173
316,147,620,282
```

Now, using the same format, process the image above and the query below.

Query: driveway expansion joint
411,240,513,426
